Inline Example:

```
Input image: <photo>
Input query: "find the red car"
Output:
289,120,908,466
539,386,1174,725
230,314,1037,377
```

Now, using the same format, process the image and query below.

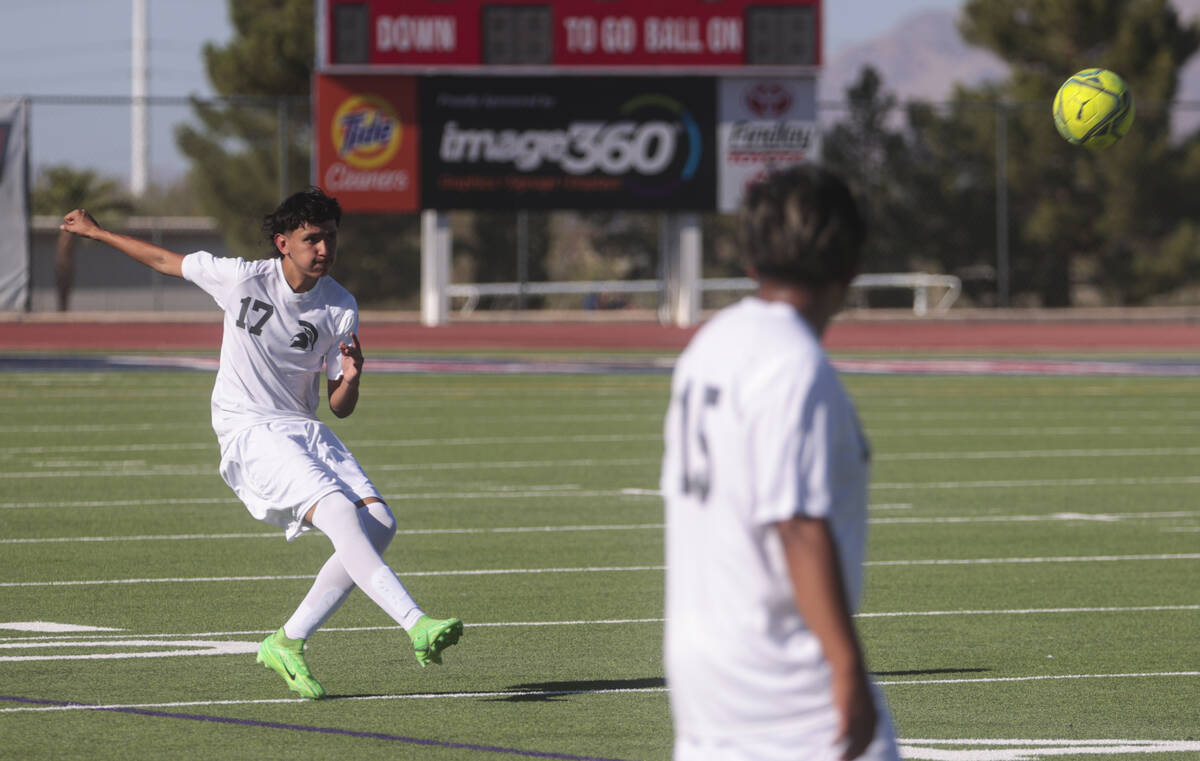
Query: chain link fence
25,93,1200,313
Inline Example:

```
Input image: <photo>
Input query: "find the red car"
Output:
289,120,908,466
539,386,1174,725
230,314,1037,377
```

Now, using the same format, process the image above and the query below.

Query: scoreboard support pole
660,213,703,328
674,214,702,328
420,210,451,326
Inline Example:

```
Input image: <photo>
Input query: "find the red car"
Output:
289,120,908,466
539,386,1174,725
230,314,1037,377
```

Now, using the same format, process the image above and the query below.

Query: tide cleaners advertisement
314,74,419,212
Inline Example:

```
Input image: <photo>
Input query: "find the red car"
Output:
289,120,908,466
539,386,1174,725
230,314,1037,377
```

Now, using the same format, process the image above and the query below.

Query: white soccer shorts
673,687,901,761
218,419,382,541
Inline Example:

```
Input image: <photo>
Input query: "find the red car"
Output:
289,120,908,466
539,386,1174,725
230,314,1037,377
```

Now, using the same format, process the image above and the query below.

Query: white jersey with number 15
661,295,872,739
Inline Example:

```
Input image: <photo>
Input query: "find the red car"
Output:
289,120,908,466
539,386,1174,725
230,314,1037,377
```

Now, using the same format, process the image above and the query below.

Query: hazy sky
4,0,965,185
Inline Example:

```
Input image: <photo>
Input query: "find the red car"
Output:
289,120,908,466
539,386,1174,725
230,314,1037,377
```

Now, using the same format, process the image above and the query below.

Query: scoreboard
319,0,820,71
313,0,822,213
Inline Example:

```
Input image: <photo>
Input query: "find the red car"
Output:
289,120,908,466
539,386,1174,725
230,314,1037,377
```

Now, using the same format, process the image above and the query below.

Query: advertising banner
717,77,820,212
0,98,29,311
313,74,419,212
419,76,716,210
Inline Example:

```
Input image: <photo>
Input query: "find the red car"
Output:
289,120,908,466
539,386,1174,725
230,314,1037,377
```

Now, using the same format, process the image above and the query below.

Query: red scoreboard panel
319,0,820,71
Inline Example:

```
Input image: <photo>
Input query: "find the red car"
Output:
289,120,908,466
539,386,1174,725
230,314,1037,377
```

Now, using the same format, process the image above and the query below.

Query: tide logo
332,95,402,169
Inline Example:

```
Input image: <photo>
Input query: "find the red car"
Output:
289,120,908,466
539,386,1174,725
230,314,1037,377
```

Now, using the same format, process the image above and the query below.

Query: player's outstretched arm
60,208,185,278
777,516,879,761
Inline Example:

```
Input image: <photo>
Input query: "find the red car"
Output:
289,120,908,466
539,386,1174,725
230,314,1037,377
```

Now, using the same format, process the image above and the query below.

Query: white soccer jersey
182,251,358,450
661,296,873,744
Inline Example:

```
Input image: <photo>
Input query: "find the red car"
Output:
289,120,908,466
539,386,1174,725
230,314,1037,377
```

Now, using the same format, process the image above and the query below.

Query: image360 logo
618,93,702,198
435,89,704,199
332,95,402,169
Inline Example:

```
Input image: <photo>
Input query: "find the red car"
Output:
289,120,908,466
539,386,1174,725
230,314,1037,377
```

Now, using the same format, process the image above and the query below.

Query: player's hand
60,209,103,239
338,332,363,382
832,669,878,760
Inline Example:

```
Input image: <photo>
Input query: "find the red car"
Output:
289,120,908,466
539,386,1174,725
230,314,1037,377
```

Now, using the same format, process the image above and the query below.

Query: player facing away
60,187,462,700
661,166,901,761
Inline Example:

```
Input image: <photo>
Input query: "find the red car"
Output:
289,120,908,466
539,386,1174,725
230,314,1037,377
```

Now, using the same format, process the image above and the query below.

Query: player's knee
361,500,396,552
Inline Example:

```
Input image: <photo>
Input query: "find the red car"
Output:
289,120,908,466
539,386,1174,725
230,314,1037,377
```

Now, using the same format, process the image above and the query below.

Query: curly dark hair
262,187,342,256
738,165,866,286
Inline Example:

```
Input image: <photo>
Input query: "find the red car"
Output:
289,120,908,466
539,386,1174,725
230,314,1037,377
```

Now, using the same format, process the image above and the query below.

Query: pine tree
959,0,1200,305
175,0,313,259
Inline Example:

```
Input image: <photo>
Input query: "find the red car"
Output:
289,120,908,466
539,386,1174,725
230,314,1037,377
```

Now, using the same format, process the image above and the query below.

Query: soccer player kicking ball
661,166,901,761
61,187,462,699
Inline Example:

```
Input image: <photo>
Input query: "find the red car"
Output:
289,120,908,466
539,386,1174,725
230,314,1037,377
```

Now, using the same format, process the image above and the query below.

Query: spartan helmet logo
289,320,319,350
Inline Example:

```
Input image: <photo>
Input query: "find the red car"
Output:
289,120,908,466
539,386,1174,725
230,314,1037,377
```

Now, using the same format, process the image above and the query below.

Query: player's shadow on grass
490,677,666,702
871,668,991,677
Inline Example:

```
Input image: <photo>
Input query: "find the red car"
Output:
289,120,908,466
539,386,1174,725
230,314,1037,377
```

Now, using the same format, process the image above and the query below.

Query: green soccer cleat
256,628,326,699
408,615,463,667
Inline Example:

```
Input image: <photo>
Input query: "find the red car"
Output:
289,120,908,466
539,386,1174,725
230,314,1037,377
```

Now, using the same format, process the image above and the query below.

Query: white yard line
4,470,1199,494
4,605,1195,643
878,671,1200,686
0,567,665,588
866,554,1200,567
4,511,1196,545
0,672,1196,714
0,688,668,713
9,443,1200,463
857,604,1200,619
2,555,1197,589
875,446,1200,461
870,511,1198,525
0,497,234,510
371,457,654,472
0,524,665,545
866,410,1200,422
870,425,1200,438
0,443,213,455
872,475,1200,490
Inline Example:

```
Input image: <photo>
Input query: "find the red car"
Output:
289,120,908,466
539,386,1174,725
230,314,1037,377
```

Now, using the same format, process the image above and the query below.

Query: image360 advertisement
418,76,717,211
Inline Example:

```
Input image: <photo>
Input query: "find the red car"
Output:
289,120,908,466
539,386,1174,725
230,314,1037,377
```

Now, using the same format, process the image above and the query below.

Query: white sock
283,496,424,639
283,499,395,640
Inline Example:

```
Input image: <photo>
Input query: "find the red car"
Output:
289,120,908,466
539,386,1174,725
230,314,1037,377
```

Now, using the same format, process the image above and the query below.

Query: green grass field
1,366,1198,760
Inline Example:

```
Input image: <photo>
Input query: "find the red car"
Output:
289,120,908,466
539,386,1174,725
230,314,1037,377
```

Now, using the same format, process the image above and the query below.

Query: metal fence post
517,210,528,310
995,101,1010,307
278,98,290,200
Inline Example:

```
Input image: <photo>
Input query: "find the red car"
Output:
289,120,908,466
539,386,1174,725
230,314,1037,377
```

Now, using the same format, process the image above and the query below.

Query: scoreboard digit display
745,6,816,65
319,0,820,71
482,5,553,64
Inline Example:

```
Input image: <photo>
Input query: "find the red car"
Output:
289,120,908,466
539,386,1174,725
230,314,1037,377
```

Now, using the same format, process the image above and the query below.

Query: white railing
446,273,961,317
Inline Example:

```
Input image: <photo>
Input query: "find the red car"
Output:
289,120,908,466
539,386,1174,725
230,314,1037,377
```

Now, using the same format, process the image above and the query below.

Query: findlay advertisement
717,78,820,213
314,74,419,212
419,77,717,210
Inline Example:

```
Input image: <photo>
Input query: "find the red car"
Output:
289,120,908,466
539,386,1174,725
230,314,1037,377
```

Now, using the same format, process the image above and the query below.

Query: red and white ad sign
717,77,820,212
313,74,419,212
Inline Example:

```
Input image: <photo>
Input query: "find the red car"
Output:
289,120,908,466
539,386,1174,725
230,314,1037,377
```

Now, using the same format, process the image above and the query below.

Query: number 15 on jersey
676,380,721,504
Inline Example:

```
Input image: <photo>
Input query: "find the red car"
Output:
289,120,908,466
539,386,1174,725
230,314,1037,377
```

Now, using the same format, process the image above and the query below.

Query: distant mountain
819,9,1006,105
820,2,1200,132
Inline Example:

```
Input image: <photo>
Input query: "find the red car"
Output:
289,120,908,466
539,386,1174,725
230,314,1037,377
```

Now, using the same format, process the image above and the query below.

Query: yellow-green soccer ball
1052,68,1135,149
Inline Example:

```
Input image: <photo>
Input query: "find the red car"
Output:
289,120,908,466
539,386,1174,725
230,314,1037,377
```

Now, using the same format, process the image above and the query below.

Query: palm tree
31,166,132,311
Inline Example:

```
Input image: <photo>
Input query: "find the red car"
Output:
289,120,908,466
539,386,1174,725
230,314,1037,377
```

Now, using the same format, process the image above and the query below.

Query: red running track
1,318,1197,352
